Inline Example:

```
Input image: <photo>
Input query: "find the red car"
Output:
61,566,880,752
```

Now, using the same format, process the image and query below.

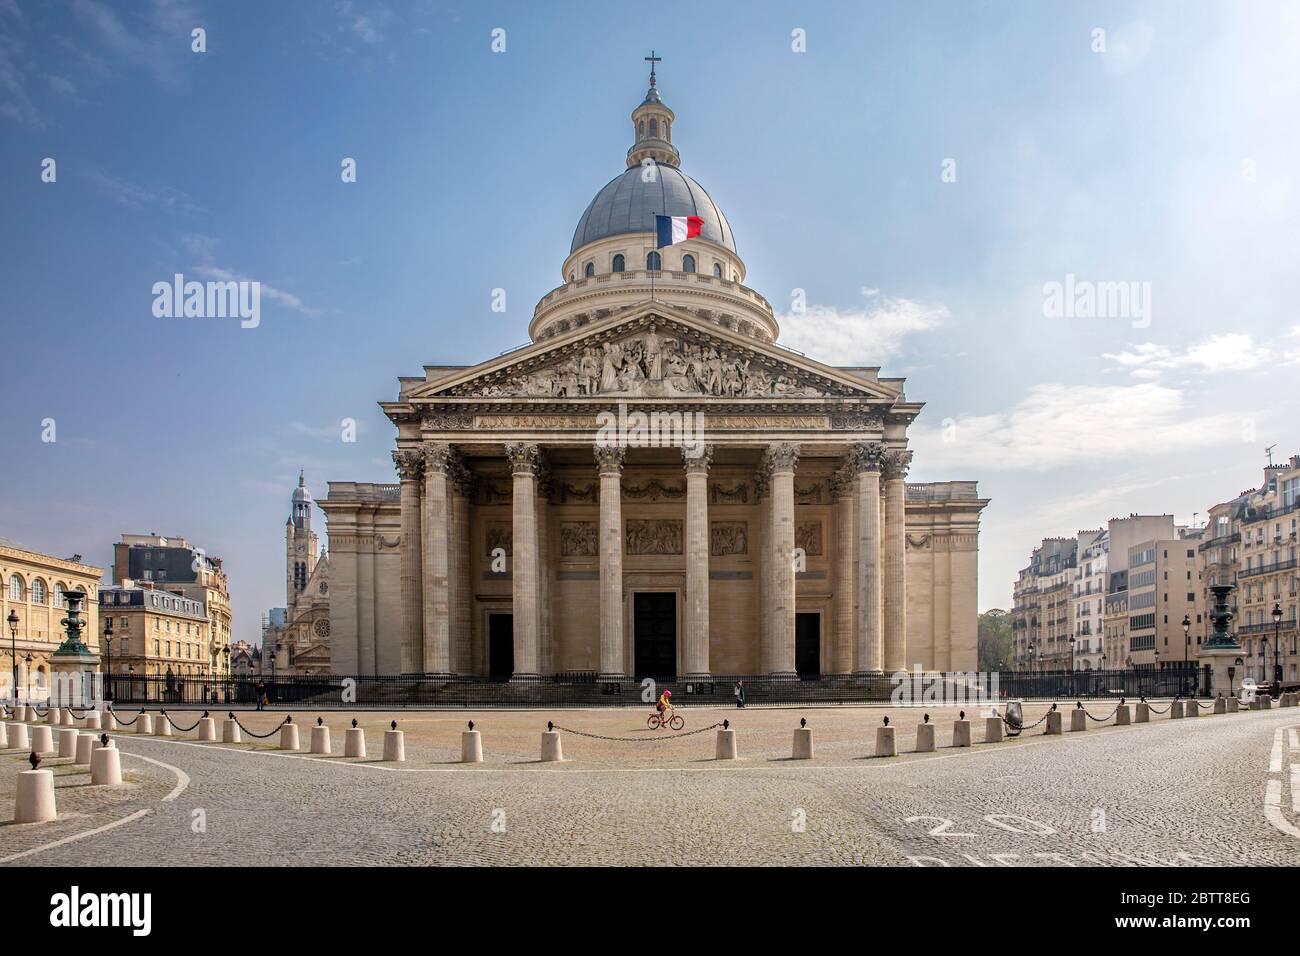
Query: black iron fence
97,665,1256,710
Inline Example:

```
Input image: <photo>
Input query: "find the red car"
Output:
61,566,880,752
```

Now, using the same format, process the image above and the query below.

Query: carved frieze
558,482,598,504
795,482,825,504
560,521,599,557
623,479,685,501
906,533,932,549
710,482,750,505
422,410,474,430
796,521,824,557
485,525,512,557
710,521,748,556
626,519,683,555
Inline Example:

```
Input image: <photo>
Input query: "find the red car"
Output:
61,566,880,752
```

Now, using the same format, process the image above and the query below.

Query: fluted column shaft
393,449,424,675
755,464,772,674
536,462,553,678
853,442,885,674
507,443,541,679
421,443,452,675
882,450,912,673
684,445,714,677
832,470,857,675
596,446,626,679
451,463,473,675
768,443,800,676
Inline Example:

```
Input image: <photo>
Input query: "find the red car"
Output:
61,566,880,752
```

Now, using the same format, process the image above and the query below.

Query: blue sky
2,0,1298,642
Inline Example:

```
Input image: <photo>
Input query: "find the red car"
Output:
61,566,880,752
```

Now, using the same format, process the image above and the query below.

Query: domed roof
570,164,736,255
292,470,312,503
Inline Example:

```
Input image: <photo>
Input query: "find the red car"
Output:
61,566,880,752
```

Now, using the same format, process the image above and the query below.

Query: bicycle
647,709,684,731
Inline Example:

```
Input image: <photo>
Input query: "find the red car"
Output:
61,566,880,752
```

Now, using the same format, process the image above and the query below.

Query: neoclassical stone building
322,69,988,680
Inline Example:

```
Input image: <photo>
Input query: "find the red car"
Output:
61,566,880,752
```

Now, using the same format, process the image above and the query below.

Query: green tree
978,608,1014,672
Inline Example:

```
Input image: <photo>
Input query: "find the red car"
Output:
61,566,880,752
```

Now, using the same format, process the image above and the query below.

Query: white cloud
183,233,319,317
911,382,1239,473
776,288,948,365
89,169,204,215
1102,333,1269,376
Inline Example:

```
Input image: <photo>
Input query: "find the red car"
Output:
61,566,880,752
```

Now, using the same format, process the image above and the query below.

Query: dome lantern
627,51,680,169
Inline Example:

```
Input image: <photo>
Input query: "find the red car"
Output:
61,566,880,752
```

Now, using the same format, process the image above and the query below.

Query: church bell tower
285,470,319,609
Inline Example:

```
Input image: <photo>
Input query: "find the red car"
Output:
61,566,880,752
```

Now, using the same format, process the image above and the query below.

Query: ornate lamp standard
6,609,17,703
23,653,32,701
127,663,135,703
1272,602,1284,698
103,617,113,703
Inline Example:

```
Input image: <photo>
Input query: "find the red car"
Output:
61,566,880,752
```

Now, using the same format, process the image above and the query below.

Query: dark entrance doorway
488,613,513,680
795,612,821,678
634,592,677,680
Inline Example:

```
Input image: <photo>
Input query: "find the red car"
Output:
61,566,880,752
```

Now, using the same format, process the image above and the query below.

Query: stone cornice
0,544,103,579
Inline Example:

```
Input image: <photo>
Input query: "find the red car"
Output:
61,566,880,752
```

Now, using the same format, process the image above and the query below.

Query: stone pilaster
882,449,912,674
830,465,857,675
506,442,541,679
595,445,626,680
683,443,714,677
421,442,453,675
392,448,424,675
450,458,474,675
852,441,885,674
766,442,800,677
754,460,773,674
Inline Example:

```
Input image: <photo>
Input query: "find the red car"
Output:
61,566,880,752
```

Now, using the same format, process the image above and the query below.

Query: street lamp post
127,663,135,703
103,617,113,703
1272,603,1283,699
1182,614,1192,694
1260,636,1269,685
23,653,33,701
6,609,17,704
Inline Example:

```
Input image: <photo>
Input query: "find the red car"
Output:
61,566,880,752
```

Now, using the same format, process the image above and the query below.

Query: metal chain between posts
549,721,725,742
31,704,48,716
1,704,12,716
112,709,139,727
162,711,203,733
233,714,291,739
1144,698,1171,715
1082,703,1120,722
1191,699,1214,711
1001,707,1053,733
65,705,89,717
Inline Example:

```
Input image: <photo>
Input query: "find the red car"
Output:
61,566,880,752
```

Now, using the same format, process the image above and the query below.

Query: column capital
829,465,856,499
882,449,913,481
505,442,541,476
682,443,714,474
849,441,886,474
764,442,800,475
423,441,454,475
392,448,424,482
451,458,477,499
594,444,626,475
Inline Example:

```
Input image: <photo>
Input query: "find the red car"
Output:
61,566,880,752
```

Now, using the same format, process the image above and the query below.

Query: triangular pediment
407,301,899,403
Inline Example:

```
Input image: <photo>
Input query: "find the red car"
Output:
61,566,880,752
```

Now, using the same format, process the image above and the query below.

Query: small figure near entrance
255,680,266,711
734,680,745,708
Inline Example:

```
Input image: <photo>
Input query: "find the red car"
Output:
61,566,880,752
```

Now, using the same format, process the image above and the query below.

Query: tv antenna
1266,444,1277,467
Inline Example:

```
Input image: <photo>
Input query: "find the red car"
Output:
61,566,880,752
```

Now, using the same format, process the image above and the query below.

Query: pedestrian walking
734,680,745,709
255,680,266,711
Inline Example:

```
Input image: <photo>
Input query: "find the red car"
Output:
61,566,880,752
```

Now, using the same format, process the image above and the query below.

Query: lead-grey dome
570,164,736,255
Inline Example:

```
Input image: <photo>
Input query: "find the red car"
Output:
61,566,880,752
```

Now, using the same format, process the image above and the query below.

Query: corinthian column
450,458,474,675
506,442,540,680
882,449,913,673
595,445,626,680
852,442,885,674
683,443,714,678
754,460,772,674
830,465,857,675
767,442,800,677
421,442,453,675
392,448,424,675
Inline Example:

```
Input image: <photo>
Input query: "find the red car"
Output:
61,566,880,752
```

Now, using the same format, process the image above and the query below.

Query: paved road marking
1292,765,1300,814
1270,728,1283,772
119,748,190,801
1265,779,1300,839
0,808,153,865
1290,729,1299,752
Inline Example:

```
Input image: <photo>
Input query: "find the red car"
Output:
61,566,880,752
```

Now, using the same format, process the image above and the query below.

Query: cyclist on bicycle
656,689,673,723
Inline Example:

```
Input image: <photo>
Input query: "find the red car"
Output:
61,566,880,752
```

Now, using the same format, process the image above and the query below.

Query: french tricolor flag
656,214,703,248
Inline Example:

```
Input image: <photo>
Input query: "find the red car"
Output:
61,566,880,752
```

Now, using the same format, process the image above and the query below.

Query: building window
7,575,23,601
584,261,595,278
31,579,46,604
682,254,696,273
646,251,661,271
612,254,624,273
713,262,722,277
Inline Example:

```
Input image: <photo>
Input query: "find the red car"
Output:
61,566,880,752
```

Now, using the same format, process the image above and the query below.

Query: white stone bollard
1136,702,1151,722
14,769,56,823
383,729,405,762
197,717,216,741
1186,699,1200,718
1116,704,1131,725
279,723,300,751
47,707,62,726
61,710,74,728
222,719,241,743
792,727,813,759
0,722,7,748
137,713,154,734
84,712,101,730
74,732,95,766
1214,697,1227,714
57,728,78,758
9,723,29,751
23,705,36,722
915,722,935,752
156,716,171,737
1070,709,1087,732
459,730,481,763
103,712,117,731
540,730,564,762
985,716,1004,743
1227,696,1239,713
1170,700,1185,719
1044,711,1062,735
715,728,737,760
30,725,54,755
952,719,972,747
91,743,122,786
875,725,896,757
346,727,367,758
310,724,331,754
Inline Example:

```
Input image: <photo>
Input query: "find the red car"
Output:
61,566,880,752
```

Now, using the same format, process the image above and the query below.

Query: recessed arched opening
713,262,723,278
682,254,696,273
584,262,595,278
612,254,625,273
646,251,661,271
